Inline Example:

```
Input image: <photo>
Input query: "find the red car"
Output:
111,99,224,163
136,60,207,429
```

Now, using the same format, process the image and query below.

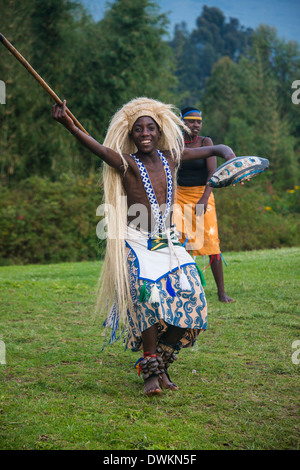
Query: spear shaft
0,33,89,135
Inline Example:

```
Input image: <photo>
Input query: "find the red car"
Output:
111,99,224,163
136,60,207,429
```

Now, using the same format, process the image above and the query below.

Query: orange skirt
174,186,220,256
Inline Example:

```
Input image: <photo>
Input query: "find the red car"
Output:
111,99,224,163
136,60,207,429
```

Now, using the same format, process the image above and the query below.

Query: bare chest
126,157,172,204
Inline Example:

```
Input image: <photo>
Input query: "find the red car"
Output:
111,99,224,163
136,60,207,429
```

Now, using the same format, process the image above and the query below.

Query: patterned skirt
125,247,207,352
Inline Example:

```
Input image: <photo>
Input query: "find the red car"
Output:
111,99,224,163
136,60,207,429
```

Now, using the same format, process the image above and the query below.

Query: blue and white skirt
125,225,207,352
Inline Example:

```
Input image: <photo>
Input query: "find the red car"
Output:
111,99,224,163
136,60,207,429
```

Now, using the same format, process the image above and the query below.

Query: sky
80,0,300,44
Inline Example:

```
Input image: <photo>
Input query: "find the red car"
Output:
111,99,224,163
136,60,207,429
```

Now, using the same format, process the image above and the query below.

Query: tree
0,0,91,181
250,25,300,140
0,0,178,182
92,0,177,132
201,28,299,188
169,5,252,105
0,0,35,180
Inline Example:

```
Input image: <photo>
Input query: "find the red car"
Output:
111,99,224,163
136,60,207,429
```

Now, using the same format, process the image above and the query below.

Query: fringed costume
97,97,207,361
125,224,207,352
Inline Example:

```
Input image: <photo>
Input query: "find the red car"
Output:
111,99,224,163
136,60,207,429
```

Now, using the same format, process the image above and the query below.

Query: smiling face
130,116,161,155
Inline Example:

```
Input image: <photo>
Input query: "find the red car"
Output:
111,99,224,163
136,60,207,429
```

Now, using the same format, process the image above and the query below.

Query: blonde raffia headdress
95,97,189,324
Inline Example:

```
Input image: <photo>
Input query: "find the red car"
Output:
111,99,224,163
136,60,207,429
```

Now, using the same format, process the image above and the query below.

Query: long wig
95,97,188,323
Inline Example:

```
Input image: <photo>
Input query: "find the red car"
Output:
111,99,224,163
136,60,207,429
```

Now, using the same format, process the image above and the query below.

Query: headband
125,105,162,132
181,109,202,120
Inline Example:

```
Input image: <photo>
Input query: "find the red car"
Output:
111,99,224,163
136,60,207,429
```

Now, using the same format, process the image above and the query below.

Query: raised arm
52,100,125,170
182,144,235,162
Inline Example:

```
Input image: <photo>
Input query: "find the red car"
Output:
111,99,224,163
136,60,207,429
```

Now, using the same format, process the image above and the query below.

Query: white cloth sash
125,225,195,282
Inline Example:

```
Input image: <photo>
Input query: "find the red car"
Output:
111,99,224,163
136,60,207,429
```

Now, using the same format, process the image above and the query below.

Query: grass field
0,247,299,450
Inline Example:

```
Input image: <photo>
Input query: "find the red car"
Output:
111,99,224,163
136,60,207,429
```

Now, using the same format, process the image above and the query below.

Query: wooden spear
0,32,89,135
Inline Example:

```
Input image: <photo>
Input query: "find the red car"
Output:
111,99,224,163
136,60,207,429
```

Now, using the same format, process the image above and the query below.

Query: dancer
175,107,234,303
52,97,235,396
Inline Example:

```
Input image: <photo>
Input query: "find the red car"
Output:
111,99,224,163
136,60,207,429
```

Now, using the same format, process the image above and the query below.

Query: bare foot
144,375,162,396
159,371,178,391
218,293,235,303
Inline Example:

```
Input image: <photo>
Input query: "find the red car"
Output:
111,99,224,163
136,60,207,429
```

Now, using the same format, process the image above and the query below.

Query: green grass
0,247,299,450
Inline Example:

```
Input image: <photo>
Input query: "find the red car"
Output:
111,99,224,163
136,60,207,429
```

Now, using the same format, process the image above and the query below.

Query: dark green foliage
202,26,300,189
0,175,298,265
201,28,300,188
0,1,299,265
214,182,300,252
0,173,105,265
170,11,300,190
169,6,252,104
1,1,299,188
0,0,175,182
96,0,176,109
0,0,96,181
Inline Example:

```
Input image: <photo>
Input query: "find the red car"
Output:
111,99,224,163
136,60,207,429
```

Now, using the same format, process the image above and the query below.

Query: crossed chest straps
130,150,173,238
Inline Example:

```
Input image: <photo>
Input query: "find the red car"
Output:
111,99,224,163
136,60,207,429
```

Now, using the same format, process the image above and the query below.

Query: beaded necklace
130,150,173,238
184,135,198,144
